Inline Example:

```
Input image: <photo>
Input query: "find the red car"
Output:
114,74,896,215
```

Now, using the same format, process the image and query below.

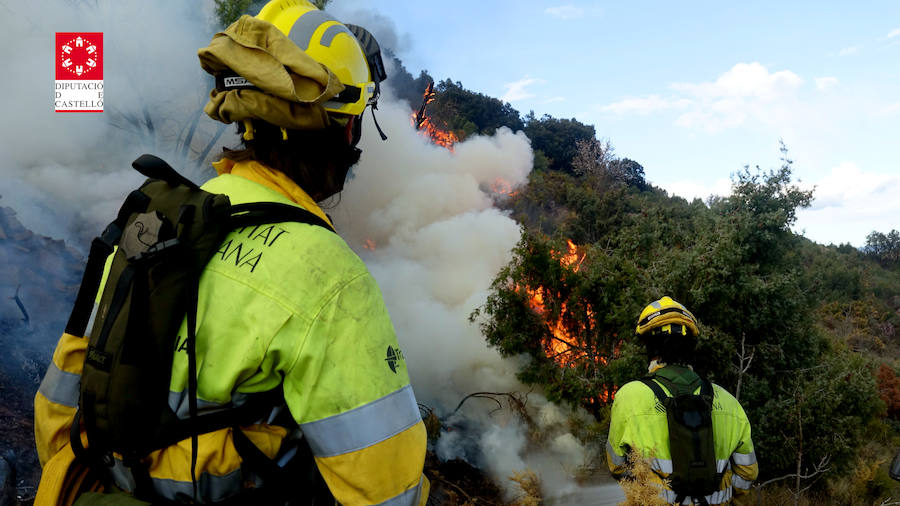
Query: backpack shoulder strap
230,202,336,233
640,375,671,403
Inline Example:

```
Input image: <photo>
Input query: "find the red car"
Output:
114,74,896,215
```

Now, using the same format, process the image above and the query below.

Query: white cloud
602,95,691,115
599,63,808,132
796,162,900,246
544,5,584,20
887,28,900,39
838,46,859,56
501,77,542,102
814,77,839,91
671,62,803,100
881,102,900,115
666,63,804,132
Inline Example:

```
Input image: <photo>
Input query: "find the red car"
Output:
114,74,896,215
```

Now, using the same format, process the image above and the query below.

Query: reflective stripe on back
301,384,420,457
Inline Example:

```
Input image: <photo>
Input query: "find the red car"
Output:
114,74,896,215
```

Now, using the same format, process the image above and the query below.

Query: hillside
399,71,900,503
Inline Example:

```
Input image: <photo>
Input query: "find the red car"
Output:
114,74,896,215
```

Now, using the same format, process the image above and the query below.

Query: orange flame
411,84,458,151
558,239,585,272
412,114,458,151
363,239,376,251
517,241,621,405
490,178,519,197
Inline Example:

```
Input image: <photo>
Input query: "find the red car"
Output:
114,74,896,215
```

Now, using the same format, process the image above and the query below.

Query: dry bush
617,451,668,506
508,470,542,506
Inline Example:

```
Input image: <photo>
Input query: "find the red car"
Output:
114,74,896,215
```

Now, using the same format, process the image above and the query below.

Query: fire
411,82,458,151
517,239,621,386
363,239,376,251
415,116,458,151
490,178,519,197
558,239,585,272
519,240,598,368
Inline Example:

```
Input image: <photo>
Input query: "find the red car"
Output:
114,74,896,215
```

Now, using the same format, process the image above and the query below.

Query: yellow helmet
256,0,386,117
635,296,699,337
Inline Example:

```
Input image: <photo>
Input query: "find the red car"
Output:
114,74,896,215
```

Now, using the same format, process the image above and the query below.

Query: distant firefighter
607,296,758,505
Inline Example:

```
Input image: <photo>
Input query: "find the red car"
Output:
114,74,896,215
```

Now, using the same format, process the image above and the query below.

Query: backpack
640,369,721,505
64,154,334,503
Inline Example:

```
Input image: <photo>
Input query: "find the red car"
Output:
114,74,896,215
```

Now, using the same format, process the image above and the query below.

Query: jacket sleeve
34,331,87,467
730,405,759,497
279,271,428,506
606,386,630,480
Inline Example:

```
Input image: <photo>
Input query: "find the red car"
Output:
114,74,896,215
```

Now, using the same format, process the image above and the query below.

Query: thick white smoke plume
0,1,228,245
1,1,598,499
333,90,594,497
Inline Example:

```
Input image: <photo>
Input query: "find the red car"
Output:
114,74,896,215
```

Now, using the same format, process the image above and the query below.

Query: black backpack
65,154,333,503
641,370,721,505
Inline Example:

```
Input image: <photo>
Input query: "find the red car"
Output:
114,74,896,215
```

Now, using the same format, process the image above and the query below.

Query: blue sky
332,1,900,247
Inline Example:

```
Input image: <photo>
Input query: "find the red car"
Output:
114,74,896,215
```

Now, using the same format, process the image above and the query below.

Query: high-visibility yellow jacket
35,159,429,505
606,365,758,505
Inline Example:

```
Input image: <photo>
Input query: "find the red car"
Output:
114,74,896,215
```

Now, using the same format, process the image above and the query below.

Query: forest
393,59,900,503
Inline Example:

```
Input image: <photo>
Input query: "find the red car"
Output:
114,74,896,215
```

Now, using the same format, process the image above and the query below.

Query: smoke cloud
332,90,594,498
0,0,229,246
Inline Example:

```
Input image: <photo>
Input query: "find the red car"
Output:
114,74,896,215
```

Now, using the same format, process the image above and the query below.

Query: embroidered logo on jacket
385,345,405,373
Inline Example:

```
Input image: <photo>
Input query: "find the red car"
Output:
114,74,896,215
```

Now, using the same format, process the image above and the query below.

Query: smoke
332,91,593,498
0,0,229,247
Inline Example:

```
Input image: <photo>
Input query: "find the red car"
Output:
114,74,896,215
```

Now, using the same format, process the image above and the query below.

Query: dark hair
221,120,361,202
641,329,697,366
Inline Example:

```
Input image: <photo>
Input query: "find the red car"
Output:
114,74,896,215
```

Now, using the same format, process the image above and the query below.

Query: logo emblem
55,32,104,112
385,345,405,373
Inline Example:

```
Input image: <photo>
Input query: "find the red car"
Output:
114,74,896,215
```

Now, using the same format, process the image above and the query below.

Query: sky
330,1,900,247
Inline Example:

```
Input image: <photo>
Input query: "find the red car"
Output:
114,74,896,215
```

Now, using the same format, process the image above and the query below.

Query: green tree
864,229,900,267
523,112,596,174
428,80,524,140
214,0,254,27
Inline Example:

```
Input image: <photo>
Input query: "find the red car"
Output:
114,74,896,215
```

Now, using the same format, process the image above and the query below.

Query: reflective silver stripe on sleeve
38,361,80,407
732,451,757,466
84,302,99,338
650,458,673,474
301,384,421,458
716,458,729,473
707,486,733,504
375,476,424,506
662,489,677,503
606,441,626,466
732,474,754,490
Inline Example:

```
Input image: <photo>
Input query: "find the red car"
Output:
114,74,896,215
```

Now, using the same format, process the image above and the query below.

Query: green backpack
641,369,722,505
65,154,333,502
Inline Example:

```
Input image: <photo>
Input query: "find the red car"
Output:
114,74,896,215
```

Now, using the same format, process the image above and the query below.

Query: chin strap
367,105,388,141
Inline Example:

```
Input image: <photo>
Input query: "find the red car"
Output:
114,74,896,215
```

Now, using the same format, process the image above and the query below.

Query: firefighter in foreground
34,1,428,504
607,296,758,505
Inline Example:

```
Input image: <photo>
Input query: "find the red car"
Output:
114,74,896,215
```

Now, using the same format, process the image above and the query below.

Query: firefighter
34,1,428,504
606,296,758,505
